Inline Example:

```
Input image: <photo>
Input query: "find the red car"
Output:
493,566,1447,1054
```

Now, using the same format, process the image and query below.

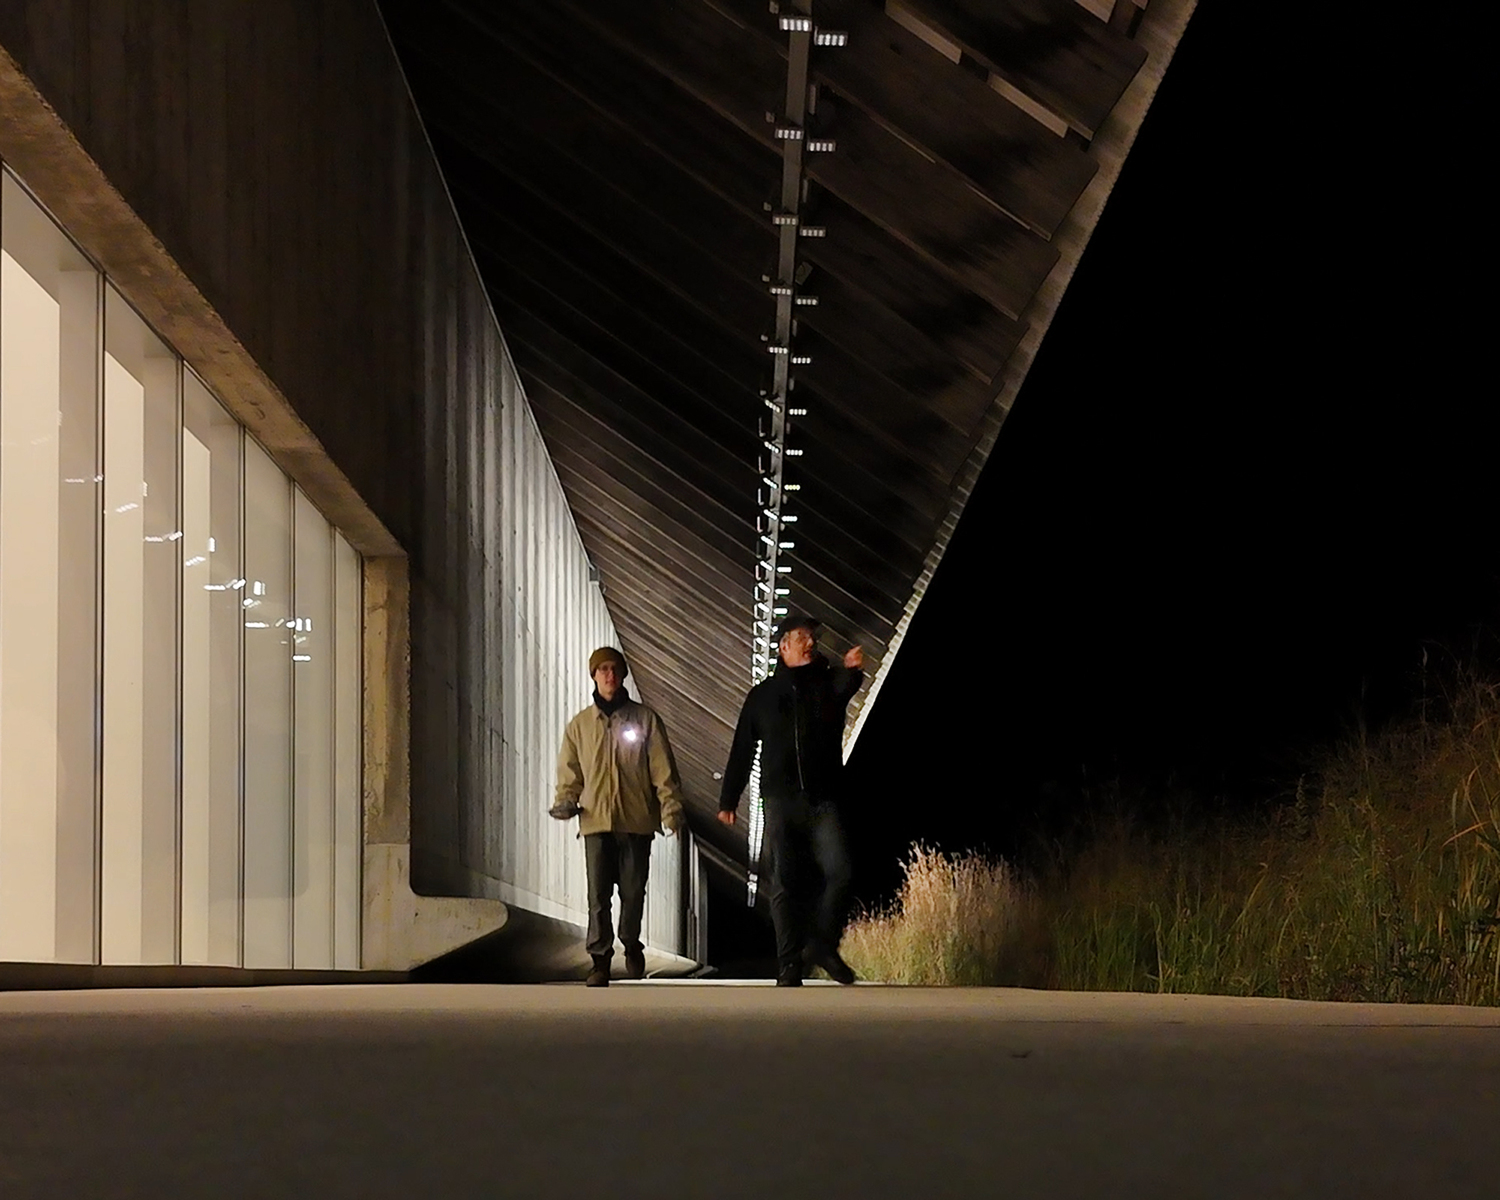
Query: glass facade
0,166,362,969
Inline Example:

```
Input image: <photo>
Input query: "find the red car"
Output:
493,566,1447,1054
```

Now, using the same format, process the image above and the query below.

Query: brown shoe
624,948,646,980
586,956,611,987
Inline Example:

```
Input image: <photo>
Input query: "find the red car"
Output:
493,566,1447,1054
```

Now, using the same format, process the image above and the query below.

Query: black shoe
809,947,856,986
586,956,611,987
624,948,646,980
776,964,803,987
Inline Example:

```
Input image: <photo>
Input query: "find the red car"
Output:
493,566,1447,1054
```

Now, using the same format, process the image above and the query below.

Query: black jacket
719,655,863,810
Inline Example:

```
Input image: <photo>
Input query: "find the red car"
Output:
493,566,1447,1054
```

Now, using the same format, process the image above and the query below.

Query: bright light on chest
619,726,639,744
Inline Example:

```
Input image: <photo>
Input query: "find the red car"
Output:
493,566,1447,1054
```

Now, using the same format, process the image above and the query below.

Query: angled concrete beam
361,557,507,972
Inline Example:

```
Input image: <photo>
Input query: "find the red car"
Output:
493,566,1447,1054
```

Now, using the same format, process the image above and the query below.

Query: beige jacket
554,698,686,836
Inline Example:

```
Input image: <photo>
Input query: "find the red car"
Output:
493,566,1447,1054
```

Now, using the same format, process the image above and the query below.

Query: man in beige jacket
551,646,686,986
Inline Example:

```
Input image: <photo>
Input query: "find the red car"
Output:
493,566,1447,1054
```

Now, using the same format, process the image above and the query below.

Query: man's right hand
717,809,736,826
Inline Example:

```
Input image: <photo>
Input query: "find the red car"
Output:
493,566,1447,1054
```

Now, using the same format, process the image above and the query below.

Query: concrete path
2,983,1497,1199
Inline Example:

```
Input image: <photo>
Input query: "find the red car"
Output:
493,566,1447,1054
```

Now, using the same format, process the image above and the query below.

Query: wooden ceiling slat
494,276,956,538
794,327,988,460
544,479,749,645
807,270,1002,407
468,223,759,440
777,506,921,614
893,0,1147,138
540,391,906,679
707,0,1098,238
560,0,1058,320
560,519,750,667
483,294,757,509
432,121,999,445
535,421,755,611
538,387,911,647
787,381,951,519
541,355,937,572
456,173,974,486
547,401,929,619
431,0,1022,381
526,323,911,788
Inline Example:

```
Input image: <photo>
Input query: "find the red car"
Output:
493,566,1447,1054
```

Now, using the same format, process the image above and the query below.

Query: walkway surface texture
2,983,1497,1199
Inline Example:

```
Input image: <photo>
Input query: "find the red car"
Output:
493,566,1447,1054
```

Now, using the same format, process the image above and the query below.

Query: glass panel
0,167,365,972
333,534,361,969
242,436,292,968
0,173,100,963
181,370,243,965
292,489,334,969
100,286,180,964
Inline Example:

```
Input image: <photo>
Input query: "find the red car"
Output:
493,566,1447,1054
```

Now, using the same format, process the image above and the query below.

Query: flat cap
774,613,819,641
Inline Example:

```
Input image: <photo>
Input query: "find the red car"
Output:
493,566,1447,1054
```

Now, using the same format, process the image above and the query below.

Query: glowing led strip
747,2,844,906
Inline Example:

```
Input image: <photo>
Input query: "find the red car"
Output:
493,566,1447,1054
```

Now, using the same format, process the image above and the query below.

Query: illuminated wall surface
0,167,362,968
477,372,684,948
414,321,684,953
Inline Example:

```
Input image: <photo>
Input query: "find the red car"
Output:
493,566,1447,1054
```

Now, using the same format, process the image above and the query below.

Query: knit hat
589,646,628,676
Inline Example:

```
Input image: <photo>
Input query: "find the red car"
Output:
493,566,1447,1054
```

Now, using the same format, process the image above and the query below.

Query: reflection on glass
101,284,179,965
243,436,293,969
181,371,243,965
0,162,363,973
333,535,362,967
293,490,334,967
0,173,100,962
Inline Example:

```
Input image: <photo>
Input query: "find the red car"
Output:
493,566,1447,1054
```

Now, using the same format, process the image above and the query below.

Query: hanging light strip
747,1,845,906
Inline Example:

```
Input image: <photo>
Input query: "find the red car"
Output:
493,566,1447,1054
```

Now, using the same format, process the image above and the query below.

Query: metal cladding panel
402,219,685,951
398,145,685,951
397,152,685,952
483,343,684,948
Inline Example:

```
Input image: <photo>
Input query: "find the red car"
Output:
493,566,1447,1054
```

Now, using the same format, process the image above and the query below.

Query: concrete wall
0,0,684,958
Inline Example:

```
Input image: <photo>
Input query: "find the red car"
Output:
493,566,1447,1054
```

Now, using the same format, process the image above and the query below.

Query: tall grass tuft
1047,671,1500,1005
847,669,1500,1004
840,845,1040,985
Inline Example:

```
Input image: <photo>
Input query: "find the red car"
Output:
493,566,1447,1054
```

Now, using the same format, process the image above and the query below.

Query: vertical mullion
236,424,246,967
327,523,337,968
355,557,363,967
91,268,105,966
172,359,184,964
287,477,296,959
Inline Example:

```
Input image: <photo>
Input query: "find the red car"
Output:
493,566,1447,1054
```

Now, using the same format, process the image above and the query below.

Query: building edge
0,39,508,979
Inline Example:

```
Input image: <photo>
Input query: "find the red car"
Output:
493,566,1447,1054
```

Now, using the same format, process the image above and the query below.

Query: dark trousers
762,794,853,969
584,833,652,961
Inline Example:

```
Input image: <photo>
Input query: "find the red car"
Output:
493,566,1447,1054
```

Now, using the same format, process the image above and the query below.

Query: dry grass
1049,672,1500,1004
846,671,1500,1004
839,846,1041,986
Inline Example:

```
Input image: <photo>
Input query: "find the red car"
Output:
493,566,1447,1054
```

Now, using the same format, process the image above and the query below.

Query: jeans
584,833,652,961
762,794,852,969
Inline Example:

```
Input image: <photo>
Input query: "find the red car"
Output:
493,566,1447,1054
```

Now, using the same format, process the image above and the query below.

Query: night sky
835,4,1492,904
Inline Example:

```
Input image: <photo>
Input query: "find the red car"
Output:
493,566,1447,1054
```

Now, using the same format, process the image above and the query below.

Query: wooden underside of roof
380,0,1192,874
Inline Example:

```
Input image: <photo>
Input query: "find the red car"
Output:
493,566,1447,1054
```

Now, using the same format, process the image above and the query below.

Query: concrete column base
362,843,509,972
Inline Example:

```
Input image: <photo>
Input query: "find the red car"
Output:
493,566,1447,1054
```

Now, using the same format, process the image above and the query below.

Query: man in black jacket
718,614,864,986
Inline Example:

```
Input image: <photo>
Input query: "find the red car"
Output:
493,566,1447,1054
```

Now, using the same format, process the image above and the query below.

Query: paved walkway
2,983,1497,1198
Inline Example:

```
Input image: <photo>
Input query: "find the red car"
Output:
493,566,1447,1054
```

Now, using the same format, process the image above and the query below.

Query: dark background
707,1,1490,947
